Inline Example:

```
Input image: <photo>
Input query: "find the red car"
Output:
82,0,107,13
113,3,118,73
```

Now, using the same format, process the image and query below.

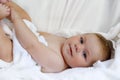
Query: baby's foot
0,0,11,3
0,3,10,20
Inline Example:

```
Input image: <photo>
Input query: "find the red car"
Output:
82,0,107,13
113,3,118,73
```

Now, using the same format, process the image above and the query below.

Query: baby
0,1,114,73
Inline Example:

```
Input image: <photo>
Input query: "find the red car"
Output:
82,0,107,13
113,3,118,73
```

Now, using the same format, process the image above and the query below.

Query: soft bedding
0,0,120,80
0,23,120,80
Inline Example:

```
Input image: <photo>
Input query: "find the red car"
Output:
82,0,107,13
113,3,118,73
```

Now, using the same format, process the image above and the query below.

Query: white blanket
0,20,120,80
13,0,120,34
0,19,50,80
0,0,120,80
0,19,120,80
44,23,120,80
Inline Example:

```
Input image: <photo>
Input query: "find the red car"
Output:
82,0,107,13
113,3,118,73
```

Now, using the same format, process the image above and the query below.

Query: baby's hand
10,8,22,22
0,3,10,19
0,0,11,3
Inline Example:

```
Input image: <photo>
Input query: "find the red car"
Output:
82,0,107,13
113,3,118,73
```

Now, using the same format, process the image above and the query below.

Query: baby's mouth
69,44,73,56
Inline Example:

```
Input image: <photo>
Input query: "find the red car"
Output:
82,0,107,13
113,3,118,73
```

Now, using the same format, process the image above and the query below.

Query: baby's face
62,33,103,67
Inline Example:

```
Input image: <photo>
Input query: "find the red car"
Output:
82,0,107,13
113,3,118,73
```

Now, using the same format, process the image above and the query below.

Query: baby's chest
42,34,65,57
47,40,61,55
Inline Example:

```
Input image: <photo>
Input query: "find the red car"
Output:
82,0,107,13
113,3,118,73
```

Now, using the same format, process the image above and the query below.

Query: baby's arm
10,9,63,73
10,9,38,50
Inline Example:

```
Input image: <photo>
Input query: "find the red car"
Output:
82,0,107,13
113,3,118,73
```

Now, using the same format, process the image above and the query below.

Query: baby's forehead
83,34,103,59
82,33,96,36
80,33,98,39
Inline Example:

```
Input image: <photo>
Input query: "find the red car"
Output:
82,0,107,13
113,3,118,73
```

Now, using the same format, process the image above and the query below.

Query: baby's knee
0,52,13,62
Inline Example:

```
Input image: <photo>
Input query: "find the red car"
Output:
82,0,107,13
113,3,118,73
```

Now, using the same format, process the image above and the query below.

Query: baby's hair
94,33,114,61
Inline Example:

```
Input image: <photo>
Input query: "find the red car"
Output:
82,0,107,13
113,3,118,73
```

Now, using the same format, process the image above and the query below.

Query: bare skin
0,1,31,62
0,0,11,3
0,2,104,73
0,3,10,19
5,1,31,21
0,3,12,62
10,8,103,73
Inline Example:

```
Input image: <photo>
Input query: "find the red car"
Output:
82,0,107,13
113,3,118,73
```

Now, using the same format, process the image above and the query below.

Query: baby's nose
75,44,84,52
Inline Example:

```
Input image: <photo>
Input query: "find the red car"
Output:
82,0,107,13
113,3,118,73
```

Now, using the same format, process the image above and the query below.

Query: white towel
0,19,52,80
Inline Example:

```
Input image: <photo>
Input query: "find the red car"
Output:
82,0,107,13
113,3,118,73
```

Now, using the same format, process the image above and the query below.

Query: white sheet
44,23,120,80
0,0,120,80
13,0,120,34
1,20,120,80
0,19,54,80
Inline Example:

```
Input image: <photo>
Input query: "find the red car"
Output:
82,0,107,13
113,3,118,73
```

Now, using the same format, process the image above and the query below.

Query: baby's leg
0,27,13,62
0,3,12,62
0,3,10,20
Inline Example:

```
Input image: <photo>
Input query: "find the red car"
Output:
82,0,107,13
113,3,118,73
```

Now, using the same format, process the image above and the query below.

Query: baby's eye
83,51,87,59
80,37,84,44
